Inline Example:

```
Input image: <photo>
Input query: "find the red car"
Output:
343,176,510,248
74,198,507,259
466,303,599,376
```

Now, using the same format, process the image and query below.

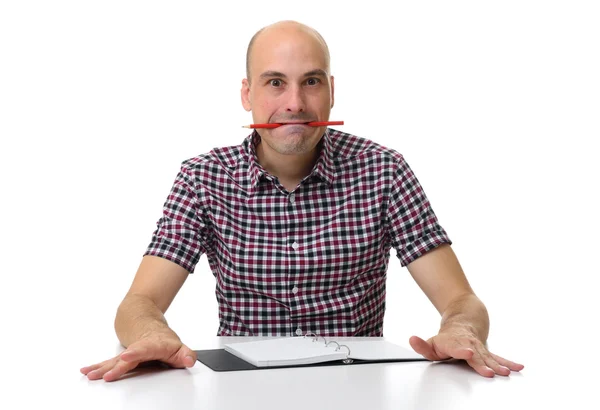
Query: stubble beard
268,130,318,156
273,137,311,155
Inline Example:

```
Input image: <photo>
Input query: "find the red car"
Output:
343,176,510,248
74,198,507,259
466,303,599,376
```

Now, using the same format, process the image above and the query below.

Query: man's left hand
409,327,524,377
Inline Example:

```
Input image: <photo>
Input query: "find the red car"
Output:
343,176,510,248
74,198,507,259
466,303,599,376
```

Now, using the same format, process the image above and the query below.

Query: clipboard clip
305,332,353,363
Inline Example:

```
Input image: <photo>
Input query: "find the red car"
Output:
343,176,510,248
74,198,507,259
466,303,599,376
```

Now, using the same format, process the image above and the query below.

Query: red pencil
242,121,344,129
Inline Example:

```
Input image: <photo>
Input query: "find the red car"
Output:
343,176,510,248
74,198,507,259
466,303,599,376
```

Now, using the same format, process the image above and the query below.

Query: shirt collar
244,129,336,191
245,131,267,188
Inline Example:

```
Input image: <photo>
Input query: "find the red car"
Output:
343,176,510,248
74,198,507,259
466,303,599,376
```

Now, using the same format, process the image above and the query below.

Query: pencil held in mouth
242,121,344,129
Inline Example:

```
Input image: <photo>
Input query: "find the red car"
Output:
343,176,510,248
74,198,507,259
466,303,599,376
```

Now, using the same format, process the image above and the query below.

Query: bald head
245,20,331,83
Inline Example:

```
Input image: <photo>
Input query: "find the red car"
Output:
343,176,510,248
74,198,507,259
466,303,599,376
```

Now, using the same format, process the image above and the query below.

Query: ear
241,78,252,112
330,75,335,109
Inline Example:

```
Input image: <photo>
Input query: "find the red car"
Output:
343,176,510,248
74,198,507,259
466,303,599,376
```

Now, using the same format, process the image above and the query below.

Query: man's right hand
80,332,197,382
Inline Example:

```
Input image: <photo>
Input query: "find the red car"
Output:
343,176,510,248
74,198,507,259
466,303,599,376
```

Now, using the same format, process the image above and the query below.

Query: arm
406,244,523,377
81,163,207,381
406,243,489,341
81,255,196,382
115,255,189,347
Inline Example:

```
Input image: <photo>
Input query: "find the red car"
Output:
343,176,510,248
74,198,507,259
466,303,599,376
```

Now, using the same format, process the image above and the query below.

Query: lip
277,122,313,126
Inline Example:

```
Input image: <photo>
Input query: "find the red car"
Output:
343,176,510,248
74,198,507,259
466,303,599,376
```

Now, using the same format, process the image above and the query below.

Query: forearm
114,293,179,348
440,293,490,343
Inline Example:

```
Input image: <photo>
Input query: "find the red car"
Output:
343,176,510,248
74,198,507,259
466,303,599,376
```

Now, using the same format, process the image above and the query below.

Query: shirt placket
285,189,303,336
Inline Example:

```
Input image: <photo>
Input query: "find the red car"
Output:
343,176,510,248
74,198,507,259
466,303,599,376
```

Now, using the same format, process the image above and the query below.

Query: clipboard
195,348,429,372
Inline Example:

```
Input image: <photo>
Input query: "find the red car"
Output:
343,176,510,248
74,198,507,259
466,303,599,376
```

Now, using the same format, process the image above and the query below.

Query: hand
80,332,197,382
409,328,524,377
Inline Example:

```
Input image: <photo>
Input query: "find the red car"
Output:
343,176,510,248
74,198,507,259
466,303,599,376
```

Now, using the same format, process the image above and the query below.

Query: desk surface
14,336,590,410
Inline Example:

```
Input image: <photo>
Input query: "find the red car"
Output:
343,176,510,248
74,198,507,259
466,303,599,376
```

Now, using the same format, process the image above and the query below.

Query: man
81,20,523,382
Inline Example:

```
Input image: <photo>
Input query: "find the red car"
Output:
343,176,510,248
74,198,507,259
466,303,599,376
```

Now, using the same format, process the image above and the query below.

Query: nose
284,85,306,113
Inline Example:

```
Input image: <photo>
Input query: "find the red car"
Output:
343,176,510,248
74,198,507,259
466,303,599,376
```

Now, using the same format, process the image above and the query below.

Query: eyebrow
259,69,328,80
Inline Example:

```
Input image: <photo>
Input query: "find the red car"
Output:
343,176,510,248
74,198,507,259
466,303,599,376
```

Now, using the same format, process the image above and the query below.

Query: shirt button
289,193,296,204
291,242,299,250
295,328,303,336
292,286,299,294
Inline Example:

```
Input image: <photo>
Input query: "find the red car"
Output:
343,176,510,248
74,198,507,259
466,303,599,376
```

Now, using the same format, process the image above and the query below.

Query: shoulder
174,138,250,184
181,143,245,171
170,139,250,193
327,128,405,167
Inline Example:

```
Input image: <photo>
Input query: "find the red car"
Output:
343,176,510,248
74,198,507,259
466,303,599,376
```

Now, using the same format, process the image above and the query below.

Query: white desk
18,336,586,410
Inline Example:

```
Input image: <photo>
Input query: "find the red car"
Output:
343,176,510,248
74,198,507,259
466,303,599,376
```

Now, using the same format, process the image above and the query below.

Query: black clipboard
195,349,429,372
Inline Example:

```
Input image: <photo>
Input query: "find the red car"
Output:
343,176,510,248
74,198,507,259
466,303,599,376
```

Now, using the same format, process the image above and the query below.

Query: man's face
241,28,335,156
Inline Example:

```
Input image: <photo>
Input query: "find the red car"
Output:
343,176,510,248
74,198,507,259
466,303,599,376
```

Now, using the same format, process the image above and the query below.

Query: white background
1,1,598,408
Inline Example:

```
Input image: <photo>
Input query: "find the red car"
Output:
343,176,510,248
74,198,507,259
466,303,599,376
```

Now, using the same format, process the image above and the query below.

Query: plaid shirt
144,129,451,336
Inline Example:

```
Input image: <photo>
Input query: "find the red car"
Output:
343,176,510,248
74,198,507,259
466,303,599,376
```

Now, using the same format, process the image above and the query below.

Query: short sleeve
143,164,210,273
386,155,452,266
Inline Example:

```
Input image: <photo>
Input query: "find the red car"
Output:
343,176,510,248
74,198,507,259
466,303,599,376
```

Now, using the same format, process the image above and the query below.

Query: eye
306,78,320,86
269,79,282,87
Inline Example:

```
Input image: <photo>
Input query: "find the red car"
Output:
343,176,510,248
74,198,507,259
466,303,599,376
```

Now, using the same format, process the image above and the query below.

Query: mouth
276,121,314,126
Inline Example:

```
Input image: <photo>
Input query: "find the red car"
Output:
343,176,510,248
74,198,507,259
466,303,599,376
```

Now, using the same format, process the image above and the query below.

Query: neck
256,142,321,191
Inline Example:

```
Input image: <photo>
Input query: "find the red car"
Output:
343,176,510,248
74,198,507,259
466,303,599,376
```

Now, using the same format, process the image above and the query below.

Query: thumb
409,335,445,361
171,345,197,368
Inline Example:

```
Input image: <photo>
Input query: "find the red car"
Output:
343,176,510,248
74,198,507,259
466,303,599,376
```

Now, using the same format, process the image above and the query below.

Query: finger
119,342,163,363
426,335,475,362
103,359,140,382
465,347,495,378
120,338,175,364
119,346,147,363
485,360,511,377
86,360,118,381
477,347,511,377
436,342,475,362
409,336,444,361
80,361,108,375
490,352,525,372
